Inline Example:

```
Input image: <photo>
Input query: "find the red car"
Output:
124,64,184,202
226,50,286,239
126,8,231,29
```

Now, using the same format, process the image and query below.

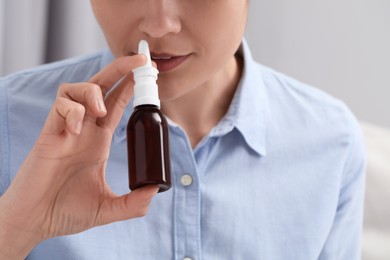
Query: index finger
88,55,146,95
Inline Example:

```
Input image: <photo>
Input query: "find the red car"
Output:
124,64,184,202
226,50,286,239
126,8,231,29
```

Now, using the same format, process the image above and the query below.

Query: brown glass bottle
127,104,171,192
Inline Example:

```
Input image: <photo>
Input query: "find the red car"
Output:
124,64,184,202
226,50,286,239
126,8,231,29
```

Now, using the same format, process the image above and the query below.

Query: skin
0,0,249,258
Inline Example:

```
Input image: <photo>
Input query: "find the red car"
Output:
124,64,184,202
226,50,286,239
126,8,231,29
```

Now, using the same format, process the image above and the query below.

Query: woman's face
90,0,248,102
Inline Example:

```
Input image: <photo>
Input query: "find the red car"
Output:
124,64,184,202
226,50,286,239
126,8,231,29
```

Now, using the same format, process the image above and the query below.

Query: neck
161,54,243,148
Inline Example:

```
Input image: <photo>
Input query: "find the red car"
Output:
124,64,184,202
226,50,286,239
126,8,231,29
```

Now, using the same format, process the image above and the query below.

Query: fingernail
98,99,107,113
74,120,82,134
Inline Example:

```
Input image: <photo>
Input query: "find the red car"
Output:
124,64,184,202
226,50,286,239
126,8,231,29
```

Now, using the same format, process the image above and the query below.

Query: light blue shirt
0,40,365,260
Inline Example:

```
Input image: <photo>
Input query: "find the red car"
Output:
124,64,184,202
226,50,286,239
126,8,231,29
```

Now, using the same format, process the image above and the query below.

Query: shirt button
180,174,193,186
183,257,192,260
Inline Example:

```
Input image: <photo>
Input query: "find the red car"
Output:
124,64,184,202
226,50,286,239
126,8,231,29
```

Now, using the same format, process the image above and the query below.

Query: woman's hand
0,55,159,259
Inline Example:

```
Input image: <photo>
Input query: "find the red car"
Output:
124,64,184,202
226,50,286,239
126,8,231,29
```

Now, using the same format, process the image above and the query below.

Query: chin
157,74,198,102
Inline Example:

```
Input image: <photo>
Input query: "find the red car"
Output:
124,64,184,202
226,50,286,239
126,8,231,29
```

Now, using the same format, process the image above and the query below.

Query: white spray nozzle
132,40,160,108
138,40,152,67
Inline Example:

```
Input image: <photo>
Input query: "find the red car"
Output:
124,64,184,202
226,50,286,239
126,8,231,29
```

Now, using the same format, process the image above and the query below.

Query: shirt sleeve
318,110,366,259
0,79,10,196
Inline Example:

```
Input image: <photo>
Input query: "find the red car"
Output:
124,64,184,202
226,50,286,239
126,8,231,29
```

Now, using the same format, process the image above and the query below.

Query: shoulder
0,50,107,125
257,63,365,170
0,51,105,85
259,64,345,116
257,63,358,133
0,50,106,115
0,51,105,93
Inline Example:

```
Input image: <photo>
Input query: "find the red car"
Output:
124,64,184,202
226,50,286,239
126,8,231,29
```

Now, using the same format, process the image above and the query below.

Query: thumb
96,185,159,226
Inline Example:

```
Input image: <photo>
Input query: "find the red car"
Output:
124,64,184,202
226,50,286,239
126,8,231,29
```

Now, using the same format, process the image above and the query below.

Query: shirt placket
171,128,202,260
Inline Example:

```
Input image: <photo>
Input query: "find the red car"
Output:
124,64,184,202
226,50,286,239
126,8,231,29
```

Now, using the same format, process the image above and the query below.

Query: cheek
92,4,139,57
197,5,247,52
92,10,117,49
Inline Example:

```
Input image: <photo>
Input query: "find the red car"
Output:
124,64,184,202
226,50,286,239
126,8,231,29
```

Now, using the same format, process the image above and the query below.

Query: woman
0,1,365,259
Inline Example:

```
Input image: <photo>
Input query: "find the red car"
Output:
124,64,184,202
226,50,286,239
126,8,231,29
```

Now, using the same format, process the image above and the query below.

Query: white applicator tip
138,40,152,67
132,40,160,108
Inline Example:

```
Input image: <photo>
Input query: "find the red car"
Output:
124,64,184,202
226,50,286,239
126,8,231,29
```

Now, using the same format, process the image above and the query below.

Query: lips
151,54,189,73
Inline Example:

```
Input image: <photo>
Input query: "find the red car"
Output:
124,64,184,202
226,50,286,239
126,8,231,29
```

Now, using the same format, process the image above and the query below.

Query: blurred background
0,0,389,259
246,1,390,129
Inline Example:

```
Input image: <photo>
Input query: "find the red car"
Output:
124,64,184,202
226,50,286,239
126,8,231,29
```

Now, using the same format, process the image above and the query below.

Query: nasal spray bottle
127,40,171,192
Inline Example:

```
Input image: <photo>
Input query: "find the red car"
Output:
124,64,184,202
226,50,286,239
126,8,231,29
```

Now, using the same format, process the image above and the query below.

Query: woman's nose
138,2,181,38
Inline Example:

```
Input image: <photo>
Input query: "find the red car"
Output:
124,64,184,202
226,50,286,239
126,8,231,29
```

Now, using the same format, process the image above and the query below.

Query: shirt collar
101,40,268,156
208,39,267,156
